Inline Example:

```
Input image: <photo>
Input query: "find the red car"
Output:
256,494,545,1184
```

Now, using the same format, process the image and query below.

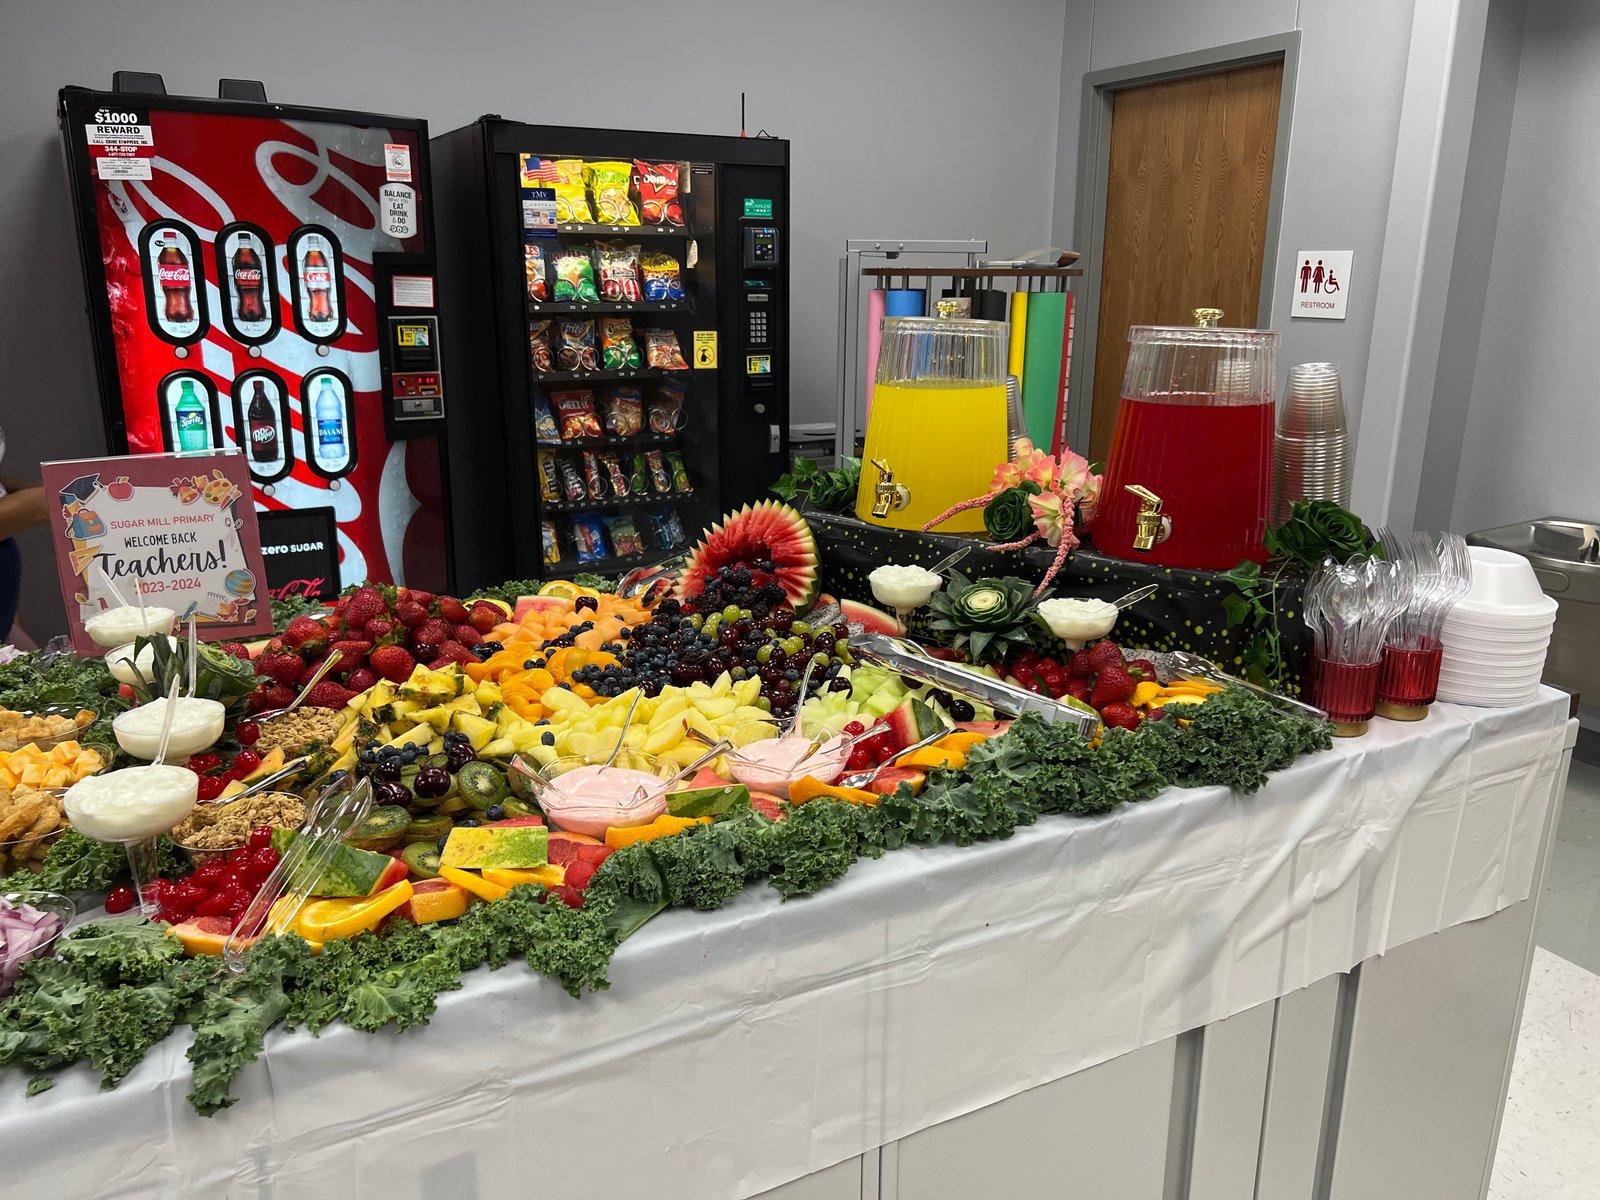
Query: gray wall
1052,0,1416,437
1,0,1069,637
1452,0,1599,532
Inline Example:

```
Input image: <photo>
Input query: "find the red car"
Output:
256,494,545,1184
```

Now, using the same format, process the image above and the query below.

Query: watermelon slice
839,598,905,636
884,697,945,749
676,501,820,611
862,767,926,797
513,594,570,622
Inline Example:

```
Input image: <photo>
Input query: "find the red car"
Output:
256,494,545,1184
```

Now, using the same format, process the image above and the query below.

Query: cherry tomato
103,886,136,915
235,721,261,747
247,826,274,851
232,750,262,775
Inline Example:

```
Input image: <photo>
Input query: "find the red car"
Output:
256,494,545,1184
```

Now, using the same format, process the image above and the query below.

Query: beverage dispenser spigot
869,458,911,519
1125,484,1170,551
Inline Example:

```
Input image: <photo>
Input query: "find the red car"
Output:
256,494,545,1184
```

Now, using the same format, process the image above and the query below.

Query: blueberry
436,834,449,852
458,818,479,829
486,804,506,822
535,717,550,726
541,732,555,745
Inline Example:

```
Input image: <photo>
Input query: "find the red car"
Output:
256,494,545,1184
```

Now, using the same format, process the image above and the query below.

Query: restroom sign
1291,250,1352,320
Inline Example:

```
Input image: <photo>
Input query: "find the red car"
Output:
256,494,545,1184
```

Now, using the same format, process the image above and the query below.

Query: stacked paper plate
1436,546,1558,706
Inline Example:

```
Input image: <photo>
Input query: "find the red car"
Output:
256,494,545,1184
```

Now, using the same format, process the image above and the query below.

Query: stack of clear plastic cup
1273,363,1351,524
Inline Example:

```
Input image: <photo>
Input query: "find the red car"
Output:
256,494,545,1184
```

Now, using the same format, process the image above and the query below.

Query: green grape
755,645,774,664
722,605,742,622
791,621,812,637
756,696,773,712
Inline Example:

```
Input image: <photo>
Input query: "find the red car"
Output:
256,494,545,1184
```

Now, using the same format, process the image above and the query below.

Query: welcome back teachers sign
42,452,272,655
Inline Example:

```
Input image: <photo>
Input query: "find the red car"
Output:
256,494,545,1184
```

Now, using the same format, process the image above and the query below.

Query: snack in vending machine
524,240,550,302
635,161,683,227
640,251,686,302
645,449,673,495
556,319,598,372
581,450,606,500
665,450,693,495
603,513,646,557
529,320,555,372
552,159,594,223
648,507,687,551
557,456,587,502
571,513,608,563
553,246,600,304
596,242,643,302
533,394,562,443
587,162,640,225
601,386,643,436
600,317,641,371
628,452,650,496
647,379,688,433
599,450,630,498
551,389,602,439
642,328,689,370
537,450,560,502
542,518,563,566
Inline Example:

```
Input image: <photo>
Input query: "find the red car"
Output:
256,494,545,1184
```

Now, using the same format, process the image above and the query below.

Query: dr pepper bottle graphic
157,233,194,323
246,379,278,462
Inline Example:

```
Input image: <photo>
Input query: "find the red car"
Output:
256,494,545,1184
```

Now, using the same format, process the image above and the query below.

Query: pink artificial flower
1028,491,1080,550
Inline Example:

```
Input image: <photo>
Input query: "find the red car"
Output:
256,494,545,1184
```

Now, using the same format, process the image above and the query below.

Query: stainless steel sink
1469,517,1600,701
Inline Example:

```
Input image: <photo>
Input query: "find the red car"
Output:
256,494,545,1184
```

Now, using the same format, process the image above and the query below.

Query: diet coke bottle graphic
304,238,334,323
157,233,194,323
246,380,278,463
232,244,266,322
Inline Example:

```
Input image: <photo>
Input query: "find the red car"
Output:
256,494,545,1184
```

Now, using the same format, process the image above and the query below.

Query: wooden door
1089,61,1283,464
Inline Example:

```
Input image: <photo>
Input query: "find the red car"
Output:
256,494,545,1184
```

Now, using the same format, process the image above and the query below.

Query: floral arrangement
923,440,1102,595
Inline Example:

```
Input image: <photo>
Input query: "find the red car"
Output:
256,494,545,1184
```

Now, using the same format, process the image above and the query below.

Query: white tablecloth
0,692,1571,1199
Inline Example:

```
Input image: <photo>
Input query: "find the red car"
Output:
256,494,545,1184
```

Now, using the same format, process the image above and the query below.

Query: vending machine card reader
386,316,445,423
374,255,447,440
740,224,780,413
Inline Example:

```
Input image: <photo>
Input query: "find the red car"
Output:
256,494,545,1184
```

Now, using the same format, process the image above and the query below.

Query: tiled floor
1489,759,1600,1199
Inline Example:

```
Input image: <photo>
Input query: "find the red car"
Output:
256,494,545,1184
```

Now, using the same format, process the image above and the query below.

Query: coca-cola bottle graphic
157,233,194,323
232,243,266,322
246,380,278,463
303,239,334,323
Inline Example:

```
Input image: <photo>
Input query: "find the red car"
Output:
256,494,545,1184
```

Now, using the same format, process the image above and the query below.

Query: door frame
1067,33,1301,456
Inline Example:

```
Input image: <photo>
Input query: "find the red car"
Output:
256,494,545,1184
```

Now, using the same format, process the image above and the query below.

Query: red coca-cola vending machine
59,82,453,600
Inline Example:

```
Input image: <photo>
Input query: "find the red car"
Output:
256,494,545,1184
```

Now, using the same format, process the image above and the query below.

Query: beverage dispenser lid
1127,306,1279,349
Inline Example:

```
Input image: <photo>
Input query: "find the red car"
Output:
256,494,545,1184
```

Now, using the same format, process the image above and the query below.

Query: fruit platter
0,500,1334,1116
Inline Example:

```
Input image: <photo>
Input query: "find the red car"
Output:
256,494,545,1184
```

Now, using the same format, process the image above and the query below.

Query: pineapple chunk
481,737,516,758
385,724,434,750
453,713,497,751
541,687,589,715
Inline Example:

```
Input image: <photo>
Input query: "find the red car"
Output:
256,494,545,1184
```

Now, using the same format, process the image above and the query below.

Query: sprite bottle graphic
174,380,209,451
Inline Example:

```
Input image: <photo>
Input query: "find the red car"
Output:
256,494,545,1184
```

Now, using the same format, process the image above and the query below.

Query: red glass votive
1375,640,1444,722
1309,655,1382,737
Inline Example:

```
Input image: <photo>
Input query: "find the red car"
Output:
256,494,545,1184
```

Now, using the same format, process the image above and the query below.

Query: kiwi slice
401,841,441,879
438,792,473,816
456,760,509,810
347,805,410,852
501,796,538,818
405,813,453,843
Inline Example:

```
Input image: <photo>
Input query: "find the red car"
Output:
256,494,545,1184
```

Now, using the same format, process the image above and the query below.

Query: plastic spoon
602,690,644,769
928,545,972,576
202,756,310,805
94,562,130,609
1111,583,1159,610
784,656,821,736
185,612,198,699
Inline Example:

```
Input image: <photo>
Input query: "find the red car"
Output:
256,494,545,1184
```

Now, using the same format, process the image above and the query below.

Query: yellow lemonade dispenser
854,309,1010,532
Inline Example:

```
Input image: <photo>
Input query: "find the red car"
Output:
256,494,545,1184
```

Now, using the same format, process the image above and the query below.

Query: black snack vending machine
432,118,789,590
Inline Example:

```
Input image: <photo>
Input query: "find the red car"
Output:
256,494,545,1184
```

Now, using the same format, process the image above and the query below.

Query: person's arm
0,488,49,541
0,477,38,494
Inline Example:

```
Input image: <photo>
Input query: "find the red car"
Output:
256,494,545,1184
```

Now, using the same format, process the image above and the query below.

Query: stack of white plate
1436,546,1558,706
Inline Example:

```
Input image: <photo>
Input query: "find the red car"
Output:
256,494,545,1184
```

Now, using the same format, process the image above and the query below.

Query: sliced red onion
0,898,65,993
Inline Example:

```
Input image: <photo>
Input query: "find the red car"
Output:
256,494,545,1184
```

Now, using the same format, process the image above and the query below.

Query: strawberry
1070,648,1097,679
220,642,252,660
369,645,416,683
363,617,396,641
1099,702,1143,731
282,616,328,653
250,684,296,713
469,601,501,634
413,618,453,647
1064,677,1091,702
328,639,373,669
264,637,286,655
1128,658,1159,681
1087,641,1125,672
428,642,475,669
452,624,483,647
342,587,387,631
403,590,436,608
1090,665,1136,709
438,597,470,625
256,653,303,686
394,601,428,629
347,667,379,693
304,681,355,709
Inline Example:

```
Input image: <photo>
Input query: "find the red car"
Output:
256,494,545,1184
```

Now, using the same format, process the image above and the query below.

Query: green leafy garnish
772,455,861,513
